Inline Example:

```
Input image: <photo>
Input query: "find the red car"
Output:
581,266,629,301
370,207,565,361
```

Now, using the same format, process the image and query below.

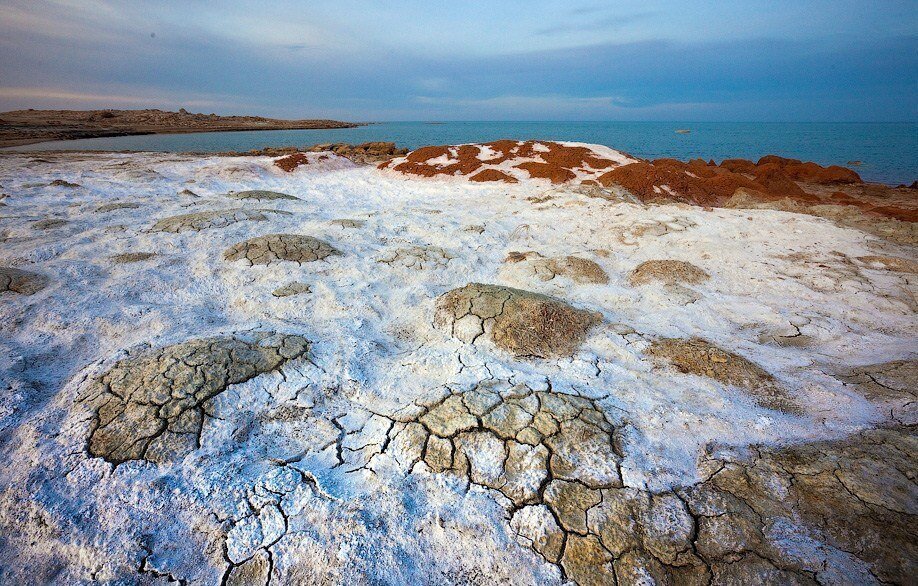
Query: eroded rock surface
80,333,310,464
224,234,339,266
228,190,299,201
648,338,801,414
630,260,710,286
435,283,601,358
151,209,271,233
0,267,48,295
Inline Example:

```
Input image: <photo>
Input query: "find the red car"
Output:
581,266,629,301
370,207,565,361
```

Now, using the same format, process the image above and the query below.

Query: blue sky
1,0,915,121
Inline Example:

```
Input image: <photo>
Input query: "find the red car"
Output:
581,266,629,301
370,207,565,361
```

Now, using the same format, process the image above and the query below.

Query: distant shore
0,108,365,148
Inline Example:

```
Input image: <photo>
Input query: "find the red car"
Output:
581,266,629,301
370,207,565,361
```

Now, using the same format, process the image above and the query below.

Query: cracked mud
80,333,310,464
151,209,273,233
435,283,601,358
228,190,300,201
224,234,339,266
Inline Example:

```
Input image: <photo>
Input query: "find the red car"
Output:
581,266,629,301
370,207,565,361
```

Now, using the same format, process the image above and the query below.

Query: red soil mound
598,155,864,207
469,169,519,183
756,155,861,184
597,160,767,206
514,162,576,184
385,140,625,182
390,145,483,177
274,153,310,172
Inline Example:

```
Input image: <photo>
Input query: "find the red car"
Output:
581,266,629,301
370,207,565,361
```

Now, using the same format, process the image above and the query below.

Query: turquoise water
6,121,916,185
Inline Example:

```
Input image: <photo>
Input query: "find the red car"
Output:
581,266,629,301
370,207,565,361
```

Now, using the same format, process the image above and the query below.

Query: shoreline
0,108,366,148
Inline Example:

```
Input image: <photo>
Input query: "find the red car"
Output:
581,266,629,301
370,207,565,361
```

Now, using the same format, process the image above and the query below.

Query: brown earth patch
647,338,800,414
0,267,48,295
505,251,609,284
274,153,310,172
629,260,710,286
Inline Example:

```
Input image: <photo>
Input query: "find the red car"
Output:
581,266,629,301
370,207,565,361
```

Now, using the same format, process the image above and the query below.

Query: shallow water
5,121,917,184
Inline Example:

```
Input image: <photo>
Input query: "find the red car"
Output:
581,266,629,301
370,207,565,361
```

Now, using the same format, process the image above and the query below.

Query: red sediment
720,159,757,174
756,155,862,184
274,153,310,172
597,160,766,206
392,144,482,177
387,140,620,183
514,161,576,184
469,169,519,183
752,165,810,198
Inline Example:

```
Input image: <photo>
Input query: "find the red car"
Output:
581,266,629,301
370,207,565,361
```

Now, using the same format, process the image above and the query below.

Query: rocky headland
0,109,363,148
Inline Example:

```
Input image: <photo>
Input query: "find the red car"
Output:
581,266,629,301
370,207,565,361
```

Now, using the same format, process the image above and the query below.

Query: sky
0,0,916,122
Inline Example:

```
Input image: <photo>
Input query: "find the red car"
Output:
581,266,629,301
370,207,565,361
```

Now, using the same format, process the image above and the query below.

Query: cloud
536,11,657,36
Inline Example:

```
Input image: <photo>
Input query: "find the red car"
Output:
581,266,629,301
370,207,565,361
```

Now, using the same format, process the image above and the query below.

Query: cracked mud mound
80,333,310,464
377,245,453,270
96,202,141,213
630,260,710,286
223,234,339,266
32,218,68,230
110,252,156,264
648,338,801,414
435,283,601,358
0,267,48,295
228,189,299,201
505,252,609,284
151,209,271,233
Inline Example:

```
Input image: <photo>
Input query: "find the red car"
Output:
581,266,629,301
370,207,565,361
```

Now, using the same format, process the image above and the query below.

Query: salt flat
0,147,914,584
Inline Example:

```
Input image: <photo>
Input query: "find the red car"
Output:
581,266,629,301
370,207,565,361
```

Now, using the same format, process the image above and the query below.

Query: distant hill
0,108,363,147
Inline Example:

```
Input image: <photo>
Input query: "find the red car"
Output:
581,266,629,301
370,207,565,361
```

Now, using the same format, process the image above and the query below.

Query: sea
5,121,916,185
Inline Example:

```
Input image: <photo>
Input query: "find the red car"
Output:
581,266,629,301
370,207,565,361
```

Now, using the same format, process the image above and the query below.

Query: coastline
0,108,365,148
